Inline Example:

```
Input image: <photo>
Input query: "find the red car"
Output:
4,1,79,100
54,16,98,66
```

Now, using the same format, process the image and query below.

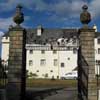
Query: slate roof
26,28,78,44
4,27,100,44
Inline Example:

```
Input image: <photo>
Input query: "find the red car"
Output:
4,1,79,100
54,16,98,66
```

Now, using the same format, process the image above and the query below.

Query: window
54,59,58,66
53,50,57,54
41,50,45,54
73,48,77,54
50,70,53,72
45,73,48,78
68,58,70,60
96,60,100,63
40,59,46,66
61,63,64,67
57,76,59,79
29,50,33,54
95,60,100,75
67,46,71,50
29,60,33,66
98,48,100,54
98,38,100,44
37,70,39,72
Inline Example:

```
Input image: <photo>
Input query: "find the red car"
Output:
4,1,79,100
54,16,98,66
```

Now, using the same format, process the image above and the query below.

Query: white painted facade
1,37,9,66
26,44,77,79
1,26,100,79
94,37,100,75
1,36,78,79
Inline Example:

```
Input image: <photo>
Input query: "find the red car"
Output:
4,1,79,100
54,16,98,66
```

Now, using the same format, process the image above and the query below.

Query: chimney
37,25,43,36
93,24,97,32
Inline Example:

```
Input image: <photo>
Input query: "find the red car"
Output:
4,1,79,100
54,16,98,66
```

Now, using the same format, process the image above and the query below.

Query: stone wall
78,28,97,100
6,27,26,100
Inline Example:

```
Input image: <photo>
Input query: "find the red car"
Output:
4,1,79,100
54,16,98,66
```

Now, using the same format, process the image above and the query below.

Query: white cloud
0,0,100,19
0,0,99,18
89,0,100,18
0,31,4,36
38,0,100,24
0,17,15,30
0,0,47,12
50,0,85,18
0,0,99,30
0,15,30,31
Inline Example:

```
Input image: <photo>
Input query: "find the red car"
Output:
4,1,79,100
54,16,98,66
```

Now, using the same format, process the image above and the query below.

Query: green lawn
0,79,77,88
26,79,77,88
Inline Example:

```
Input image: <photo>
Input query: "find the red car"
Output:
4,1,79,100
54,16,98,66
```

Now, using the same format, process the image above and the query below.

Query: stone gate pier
78,5,97,100
6,5,26,100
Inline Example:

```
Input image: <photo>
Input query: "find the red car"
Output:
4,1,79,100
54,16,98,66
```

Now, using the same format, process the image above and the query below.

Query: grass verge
26,79,77,88
0,79,77,88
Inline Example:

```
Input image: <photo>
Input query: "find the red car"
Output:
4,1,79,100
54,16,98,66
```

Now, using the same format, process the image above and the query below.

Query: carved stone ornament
13,4,24,26
80,5,91,25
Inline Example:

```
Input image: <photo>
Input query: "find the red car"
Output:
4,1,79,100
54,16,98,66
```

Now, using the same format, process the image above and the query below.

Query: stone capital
79,28,95,32
9,25,25,31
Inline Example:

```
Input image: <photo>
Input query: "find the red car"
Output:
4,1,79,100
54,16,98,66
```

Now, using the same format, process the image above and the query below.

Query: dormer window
72,38,77,44
37,25,43,36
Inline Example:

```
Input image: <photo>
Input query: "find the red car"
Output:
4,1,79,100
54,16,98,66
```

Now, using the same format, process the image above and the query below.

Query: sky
0,0,100,36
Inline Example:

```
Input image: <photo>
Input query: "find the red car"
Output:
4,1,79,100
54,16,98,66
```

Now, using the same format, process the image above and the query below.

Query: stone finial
13,4,24,26
80,5,91,26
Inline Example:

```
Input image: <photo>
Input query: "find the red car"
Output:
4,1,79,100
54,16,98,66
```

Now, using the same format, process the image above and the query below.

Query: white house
26,44,78,79
1,36,9,66
1,25,100,79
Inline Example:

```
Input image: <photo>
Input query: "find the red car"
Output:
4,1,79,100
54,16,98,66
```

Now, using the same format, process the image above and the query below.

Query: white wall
95,38,100,60
3,36,100,79
1,36,78,79
26,50,59,79
1,37,10,65
94,38,100,74
59,50,77,78
26,47,77,79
